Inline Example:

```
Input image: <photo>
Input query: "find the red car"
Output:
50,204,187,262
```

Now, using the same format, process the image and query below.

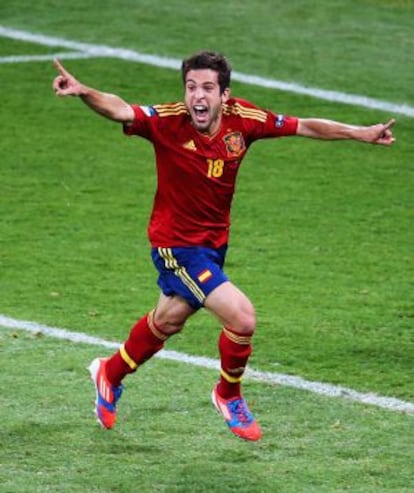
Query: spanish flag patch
197,269,213,283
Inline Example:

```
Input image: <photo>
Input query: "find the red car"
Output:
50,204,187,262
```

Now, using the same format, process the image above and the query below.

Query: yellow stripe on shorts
158,248,206,304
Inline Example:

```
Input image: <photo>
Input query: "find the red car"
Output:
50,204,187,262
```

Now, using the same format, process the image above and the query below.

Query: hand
52,59,84,96
364,119,396,146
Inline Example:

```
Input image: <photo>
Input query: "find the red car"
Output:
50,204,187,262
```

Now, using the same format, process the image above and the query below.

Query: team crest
223,132,246,157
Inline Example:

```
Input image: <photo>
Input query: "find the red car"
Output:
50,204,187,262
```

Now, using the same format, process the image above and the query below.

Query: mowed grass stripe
0,25,413,117
1,314,413,414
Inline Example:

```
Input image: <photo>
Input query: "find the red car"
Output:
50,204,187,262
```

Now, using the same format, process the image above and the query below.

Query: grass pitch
0,1,413,491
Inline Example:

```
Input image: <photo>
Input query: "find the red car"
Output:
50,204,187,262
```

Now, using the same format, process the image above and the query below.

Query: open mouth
193,104,208,122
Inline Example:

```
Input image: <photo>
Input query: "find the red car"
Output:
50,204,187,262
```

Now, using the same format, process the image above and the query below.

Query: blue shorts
151,246,229,309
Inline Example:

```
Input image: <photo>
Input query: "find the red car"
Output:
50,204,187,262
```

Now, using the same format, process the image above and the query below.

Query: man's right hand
53,59,85,96
52,58,135,123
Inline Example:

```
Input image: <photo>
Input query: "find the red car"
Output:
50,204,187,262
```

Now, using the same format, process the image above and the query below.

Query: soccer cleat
211,385,262,441
88,357,123,429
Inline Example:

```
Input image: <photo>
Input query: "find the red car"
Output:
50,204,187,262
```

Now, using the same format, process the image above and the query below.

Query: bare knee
229,305,256,336
205,282,257,336
155,316,185,335
153,294,197,336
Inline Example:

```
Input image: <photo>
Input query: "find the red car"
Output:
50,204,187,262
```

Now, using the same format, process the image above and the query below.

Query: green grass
1,331,413,493
1,57,412,398
1,0,413,103
1,1,413,491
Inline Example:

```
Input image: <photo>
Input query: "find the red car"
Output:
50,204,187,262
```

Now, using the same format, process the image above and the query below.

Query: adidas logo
183,139,197,151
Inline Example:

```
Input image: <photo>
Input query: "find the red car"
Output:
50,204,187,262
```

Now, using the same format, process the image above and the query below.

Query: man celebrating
53,51,395,441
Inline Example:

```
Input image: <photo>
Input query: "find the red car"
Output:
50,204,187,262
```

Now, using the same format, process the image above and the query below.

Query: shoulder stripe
224,102,267,122
154,102,188,117
231,103,267,122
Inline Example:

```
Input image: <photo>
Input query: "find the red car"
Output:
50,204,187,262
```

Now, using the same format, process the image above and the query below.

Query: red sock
105,310,168,386
217,327,252,399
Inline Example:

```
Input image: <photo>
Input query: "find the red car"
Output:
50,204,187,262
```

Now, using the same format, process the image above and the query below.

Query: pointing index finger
383,118,396,130
53,58,68,76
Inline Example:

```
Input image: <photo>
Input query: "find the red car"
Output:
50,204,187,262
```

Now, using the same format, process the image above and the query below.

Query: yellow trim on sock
221,369,243,383
158,247,206,304
120,344,138,370
147,309,169,341
223,327,252,345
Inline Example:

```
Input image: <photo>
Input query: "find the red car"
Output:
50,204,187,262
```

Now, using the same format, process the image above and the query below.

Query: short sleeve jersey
124,97,298,248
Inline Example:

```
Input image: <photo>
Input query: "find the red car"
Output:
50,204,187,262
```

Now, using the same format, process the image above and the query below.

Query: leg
204,280,256,335
205,281,255,396
153,292,198,335
205,282,262,441
106,292,197,385
89,293,196,429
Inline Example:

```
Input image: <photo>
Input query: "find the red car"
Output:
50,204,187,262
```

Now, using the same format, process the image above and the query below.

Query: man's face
184,69,230,135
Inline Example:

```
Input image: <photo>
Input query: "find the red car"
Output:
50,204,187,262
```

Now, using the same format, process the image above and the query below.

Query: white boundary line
0,52,101,63
1,26,413,414
1,314,413,414
1,25,413,118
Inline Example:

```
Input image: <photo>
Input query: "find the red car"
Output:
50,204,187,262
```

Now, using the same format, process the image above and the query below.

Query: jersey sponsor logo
183,139,197,151
140,105,157,117
275,114,285,128
197,269,213,283
223,131,246,157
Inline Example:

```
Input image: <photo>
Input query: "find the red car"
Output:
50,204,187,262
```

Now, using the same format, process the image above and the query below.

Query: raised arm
296,117,396,146
52,59,135,124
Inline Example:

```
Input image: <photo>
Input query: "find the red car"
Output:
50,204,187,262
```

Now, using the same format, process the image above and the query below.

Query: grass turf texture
1,1,413,491
1,0,413,104
2,57,412,399
0,330,413,493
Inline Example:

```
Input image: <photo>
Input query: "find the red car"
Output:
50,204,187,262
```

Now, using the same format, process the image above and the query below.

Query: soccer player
53,51,395,441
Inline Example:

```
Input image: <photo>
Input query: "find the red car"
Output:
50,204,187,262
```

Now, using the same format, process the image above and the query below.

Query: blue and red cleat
211,384,262,441
88,358,123,429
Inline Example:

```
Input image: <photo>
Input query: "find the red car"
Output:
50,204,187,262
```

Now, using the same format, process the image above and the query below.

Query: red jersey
124,97,298,248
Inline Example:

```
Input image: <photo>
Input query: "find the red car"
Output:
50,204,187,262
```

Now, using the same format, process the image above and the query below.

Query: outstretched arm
296,117,396,146
52,59,135,124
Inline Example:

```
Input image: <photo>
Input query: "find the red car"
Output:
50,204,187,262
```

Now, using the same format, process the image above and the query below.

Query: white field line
1,314,413,414
0,52,101,63
1,26,413,413
1,25,413,118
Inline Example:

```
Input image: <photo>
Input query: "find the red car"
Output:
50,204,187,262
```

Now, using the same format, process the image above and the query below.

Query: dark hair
181,51,232,94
